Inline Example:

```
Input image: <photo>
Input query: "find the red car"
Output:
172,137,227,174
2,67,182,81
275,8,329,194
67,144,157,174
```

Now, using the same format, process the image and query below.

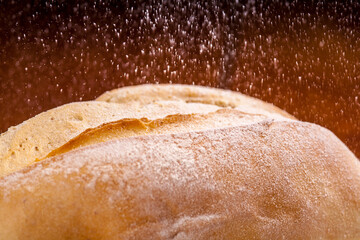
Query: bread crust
1,121,359,239
97,84,295,119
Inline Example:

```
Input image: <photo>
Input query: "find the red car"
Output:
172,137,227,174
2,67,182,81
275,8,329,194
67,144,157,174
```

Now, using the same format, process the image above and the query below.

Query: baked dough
0,84,359,239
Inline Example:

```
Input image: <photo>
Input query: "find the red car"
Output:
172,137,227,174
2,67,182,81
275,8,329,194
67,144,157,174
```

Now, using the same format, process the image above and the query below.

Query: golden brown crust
1,121,359,239
0,100,221,177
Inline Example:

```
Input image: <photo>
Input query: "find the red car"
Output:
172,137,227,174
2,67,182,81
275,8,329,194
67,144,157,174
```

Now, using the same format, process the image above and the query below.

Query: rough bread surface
0,121,359,239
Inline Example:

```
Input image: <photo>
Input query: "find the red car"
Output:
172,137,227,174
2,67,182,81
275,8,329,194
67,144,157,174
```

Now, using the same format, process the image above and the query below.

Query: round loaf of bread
0,84,359,239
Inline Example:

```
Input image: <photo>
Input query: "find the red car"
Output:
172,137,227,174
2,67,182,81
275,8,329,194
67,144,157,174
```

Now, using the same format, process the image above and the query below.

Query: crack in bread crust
44,109,277,159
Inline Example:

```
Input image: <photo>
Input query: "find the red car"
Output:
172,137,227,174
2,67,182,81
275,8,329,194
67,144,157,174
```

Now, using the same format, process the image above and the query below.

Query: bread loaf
0,84,359,239
0,84,292,177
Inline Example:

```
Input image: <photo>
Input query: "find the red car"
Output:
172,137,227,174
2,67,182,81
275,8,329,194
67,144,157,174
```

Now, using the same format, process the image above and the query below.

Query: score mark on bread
45,109,278,159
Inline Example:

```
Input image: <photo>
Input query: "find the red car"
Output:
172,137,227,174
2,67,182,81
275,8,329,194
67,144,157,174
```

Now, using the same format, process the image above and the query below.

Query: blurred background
0,1,359,157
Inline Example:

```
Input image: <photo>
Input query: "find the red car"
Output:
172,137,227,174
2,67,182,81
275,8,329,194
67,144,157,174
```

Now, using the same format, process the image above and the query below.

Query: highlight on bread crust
96,84,296,119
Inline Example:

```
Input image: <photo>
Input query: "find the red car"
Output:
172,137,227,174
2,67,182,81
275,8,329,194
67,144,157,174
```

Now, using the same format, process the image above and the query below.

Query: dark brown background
1,1,359,157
